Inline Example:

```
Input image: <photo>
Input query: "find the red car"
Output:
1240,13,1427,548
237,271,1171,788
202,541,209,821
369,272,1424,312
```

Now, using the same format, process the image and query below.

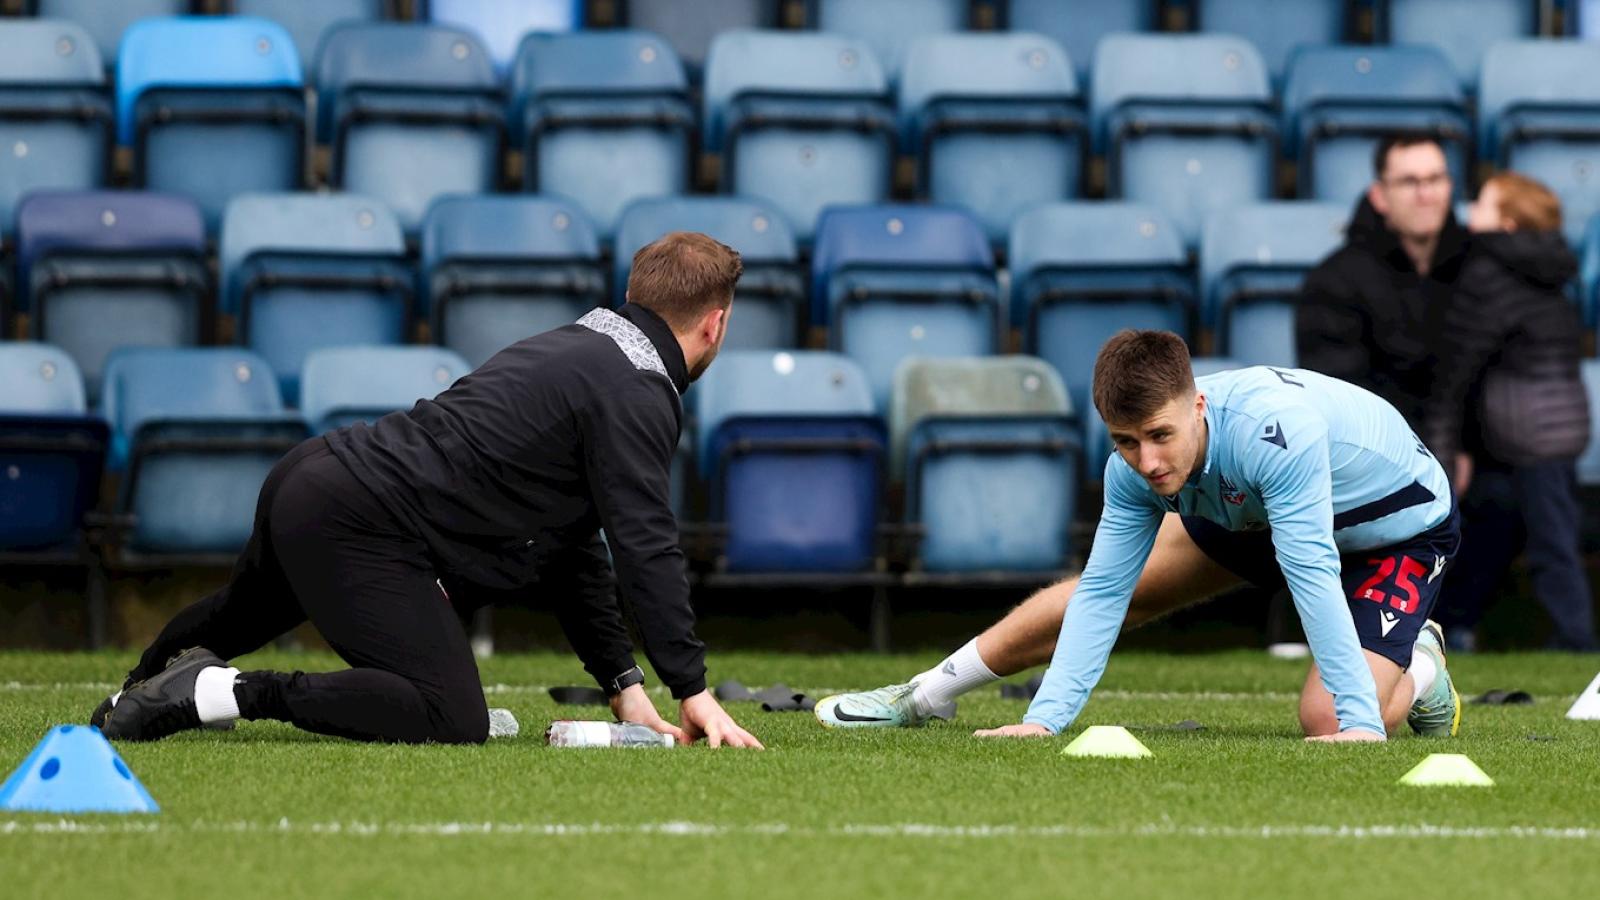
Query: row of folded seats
10,13,1600,252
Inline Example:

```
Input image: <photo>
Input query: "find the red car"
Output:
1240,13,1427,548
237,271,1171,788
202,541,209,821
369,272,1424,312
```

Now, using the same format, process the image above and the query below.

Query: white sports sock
194,666,242,724
1409,651,1438,705
911,639,998,716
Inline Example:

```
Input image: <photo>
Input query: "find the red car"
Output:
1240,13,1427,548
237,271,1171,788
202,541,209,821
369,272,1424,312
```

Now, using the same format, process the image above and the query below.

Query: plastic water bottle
545,720,674,748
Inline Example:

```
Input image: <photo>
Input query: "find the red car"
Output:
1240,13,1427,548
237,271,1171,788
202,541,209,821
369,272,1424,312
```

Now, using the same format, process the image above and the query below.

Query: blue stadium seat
220,194,411,403
614,196,803,350
899,33,1083,241
1008,203,1193,430
1379,0,1538,91
618,0,781,79
0,343,107,557
300,345,470,433
232,0,389,69
893,357,1080,575
1283,45,1468,203
101,348,307,559
1005,0,1157,87
1192,0,1347,85
1479,39,1600,246
30,0,191,67
117,18,306,231
510,31,692,239
423,0,582,74
813,0,967,78
1092,33,1277,247
1200,202,1349,368
1081,356,1240,483
812,205,999,412
16,191,208,406
420,194,605,368
316,23,503,233
0,21,111,242
703,31,894,241
695,350,884,573
1575,212,1600,338
1579,358,1600,486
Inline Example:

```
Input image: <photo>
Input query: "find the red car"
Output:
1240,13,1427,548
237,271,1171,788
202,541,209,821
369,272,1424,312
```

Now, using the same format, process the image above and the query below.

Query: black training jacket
325,304,706,699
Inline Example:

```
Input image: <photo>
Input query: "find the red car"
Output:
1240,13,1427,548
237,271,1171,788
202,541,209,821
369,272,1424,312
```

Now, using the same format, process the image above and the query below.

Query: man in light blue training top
816,329,1461,741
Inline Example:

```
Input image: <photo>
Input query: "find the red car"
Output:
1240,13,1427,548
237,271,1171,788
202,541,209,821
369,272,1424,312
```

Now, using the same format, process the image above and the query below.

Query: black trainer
101,647,224,742
90,675,136,729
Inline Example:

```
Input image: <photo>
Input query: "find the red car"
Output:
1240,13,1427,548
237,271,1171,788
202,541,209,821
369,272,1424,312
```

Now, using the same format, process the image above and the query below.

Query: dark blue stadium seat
16,191,208,406
117,17,306,231
1201,202,1348,368
1283,45,1468,203
893,357,1079,575
420,194,604,368
614,196,803,350
1192,0,1348,85
1379,0,1538,91
1004,0,1157,87
30,0,192,67
101,348,307,559
316,23,503,233
695,350,884,574
899,33,1083,242
0,343,107,557
813,0,967,78
1092,33,1277,247
1008,203,1193,430
703,31,894,241
1579,358,1600,486
510,31,692,239
1575,212,1600,338
423,0,582,73
232,0,390,69
1479,39,1600,246
220,194,411,403
0,21,111,243
812,205,999,412
299,345,470,433
618,0,780,79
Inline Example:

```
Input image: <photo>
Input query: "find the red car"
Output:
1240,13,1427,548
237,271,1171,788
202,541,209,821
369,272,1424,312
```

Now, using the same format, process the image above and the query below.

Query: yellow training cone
1062,725,1152,759
1398,753,1494,787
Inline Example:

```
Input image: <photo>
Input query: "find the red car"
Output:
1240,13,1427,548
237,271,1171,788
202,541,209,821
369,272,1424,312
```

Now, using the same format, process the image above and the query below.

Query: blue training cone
0,725,159,813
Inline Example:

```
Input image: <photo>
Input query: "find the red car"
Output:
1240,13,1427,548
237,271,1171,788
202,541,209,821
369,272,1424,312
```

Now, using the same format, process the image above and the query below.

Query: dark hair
626,231,743,331
1372,133,1446,180
1091,330,1195,425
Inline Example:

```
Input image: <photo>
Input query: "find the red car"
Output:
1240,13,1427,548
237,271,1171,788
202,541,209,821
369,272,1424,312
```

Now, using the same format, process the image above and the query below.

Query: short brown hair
1486,171,1562,233
1372,132,1445,179
1091,330,1195,425
626,231,743,331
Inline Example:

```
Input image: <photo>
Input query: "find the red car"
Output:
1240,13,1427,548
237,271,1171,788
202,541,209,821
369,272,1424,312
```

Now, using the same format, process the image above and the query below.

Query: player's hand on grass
679,691,764,749
610,683,689,746
973,723,1053,738
1304,728,1386,743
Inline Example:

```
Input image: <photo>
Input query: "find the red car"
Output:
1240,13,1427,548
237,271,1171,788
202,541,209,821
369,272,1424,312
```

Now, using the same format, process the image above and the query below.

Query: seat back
234,0,387,69
1006,0,1156,86
0,342,101,553
300,345,470,432
35,0,188,66
620,0,778,77
425,0,582,73
890,354,1069,470
814,0,967,78
102,347,285,444
1193,0,1347,84
694,349,875,476
1383,0,1537,91
1579,359,1600,486
0,342,87,414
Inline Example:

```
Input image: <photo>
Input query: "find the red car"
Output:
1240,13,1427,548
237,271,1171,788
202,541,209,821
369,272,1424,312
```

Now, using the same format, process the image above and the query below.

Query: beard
688,340,721,383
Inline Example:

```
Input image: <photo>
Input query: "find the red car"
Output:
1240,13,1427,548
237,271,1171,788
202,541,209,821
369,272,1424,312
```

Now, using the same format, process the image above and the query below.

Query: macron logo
1380,610,1400,638
1261,421,1287,450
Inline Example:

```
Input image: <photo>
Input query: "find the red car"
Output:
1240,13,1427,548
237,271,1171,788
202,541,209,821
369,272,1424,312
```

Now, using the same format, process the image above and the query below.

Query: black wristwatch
606,665,646,697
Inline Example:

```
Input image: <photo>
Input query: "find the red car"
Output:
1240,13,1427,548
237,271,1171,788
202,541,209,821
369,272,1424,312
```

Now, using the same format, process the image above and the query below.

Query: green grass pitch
3,650,1599,899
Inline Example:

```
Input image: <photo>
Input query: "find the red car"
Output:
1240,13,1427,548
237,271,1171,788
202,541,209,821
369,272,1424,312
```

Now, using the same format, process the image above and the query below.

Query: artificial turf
3,649,1599,900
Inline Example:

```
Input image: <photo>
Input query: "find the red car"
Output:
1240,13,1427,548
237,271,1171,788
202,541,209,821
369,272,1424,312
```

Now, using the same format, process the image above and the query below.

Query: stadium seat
694,350,885,573
899,33,1083,242
1009,203,1193,429
1092,34,1276,248
420,194,605,368
614,196,804,350
812,205,1000,412
100,348,307,559
1191,0,1347,86
1379,0,1538,91
316,23,503,233
1479,39,1600,246
1580,213,1600,338
231,0,390,69
29,0,191,67
510,31,692,239
1004,0,1157,88
1200,202,1349,368
1579,359,1600,486
117,18,306,231
703,31,894,241
299,345,469,433
617,0,781,79
1282,45,1469,203
893,356,1080,574
423,0,582,74
0,21,111,243
220,194,411,403
0,343,107,557
16,192,208,406
813,0,967,78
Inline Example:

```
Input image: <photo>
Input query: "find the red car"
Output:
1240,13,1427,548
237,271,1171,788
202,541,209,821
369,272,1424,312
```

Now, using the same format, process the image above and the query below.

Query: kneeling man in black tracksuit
94,232,762,749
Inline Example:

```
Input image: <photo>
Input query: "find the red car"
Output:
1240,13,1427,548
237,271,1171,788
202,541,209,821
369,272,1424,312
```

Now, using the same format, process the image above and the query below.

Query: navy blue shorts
1180,506,1461,668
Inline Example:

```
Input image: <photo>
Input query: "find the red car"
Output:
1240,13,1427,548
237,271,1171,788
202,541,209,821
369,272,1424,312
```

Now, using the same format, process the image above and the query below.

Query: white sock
911,639,998,716
1409,652,1438,705
194,666,242,724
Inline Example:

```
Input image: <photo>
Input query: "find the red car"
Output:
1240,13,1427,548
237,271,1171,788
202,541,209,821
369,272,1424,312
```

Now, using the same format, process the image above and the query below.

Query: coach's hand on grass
973,723,1053,738
611,683,689,746
1304,728,1386,743
680,691,764,749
